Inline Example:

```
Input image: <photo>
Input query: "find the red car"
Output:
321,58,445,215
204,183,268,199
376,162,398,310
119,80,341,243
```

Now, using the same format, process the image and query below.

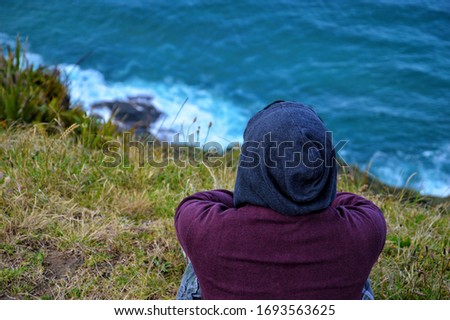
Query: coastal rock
91,95,163,135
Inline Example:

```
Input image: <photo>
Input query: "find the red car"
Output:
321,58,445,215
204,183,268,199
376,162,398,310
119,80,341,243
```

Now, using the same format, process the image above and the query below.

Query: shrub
0,37,116,147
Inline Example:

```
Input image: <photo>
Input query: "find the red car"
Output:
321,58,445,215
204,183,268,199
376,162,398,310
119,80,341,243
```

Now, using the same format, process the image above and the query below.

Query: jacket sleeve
174,189,234,258
332,192,387,256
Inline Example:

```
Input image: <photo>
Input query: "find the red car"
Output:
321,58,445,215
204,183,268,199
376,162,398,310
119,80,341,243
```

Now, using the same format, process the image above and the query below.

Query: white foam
57,63,246,145
24,52,44,67
369,146,450,197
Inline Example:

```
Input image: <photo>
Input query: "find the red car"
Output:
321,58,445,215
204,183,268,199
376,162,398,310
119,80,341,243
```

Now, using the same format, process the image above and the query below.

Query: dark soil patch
43,251,83,280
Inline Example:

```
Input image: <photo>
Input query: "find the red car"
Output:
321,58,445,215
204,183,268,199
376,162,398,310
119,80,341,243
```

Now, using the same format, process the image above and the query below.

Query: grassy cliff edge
0,127,448,299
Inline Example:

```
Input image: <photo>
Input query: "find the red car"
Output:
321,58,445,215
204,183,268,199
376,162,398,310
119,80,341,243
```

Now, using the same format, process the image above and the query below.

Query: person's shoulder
333,192,381,209
332,192,385,227
332,192,386,240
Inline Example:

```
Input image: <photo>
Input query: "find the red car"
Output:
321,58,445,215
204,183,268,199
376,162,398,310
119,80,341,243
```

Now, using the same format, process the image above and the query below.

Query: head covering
234,101,337,215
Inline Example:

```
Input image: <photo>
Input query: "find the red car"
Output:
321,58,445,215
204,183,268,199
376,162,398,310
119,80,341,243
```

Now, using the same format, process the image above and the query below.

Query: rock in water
91,95,163,135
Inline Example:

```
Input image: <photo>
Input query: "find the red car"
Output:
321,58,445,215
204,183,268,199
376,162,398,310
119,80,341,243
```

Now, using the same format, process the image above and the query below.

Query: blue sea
1,0,449,196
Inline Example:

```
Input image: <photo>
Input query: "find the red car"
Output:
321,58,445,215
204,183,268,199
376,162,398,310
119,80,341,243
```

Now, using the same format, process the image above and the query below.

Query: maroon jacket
175,190,386,299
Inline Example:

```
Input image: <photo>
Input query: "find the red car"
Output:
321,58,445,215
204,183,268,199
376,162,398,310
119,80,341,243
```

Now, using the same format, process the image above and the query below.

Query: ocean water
1,0,449,196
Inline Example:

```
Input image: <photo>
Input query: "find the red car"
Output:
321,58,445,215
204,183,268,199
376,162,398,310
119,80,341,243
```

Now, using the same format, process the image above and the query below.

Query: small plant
0,37,116,148
0,38,78,125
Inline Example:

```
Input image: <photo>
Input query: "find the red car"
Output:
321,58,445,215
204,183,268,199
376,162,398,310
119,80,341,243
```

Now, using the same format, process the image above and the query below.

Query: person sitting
174,101,386,299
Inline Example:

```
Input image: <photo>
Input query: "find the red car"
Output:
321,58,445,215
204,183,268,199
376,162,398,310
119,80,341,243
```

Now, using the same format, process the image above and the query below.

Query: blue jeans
176,262,375,300
176,262,202,300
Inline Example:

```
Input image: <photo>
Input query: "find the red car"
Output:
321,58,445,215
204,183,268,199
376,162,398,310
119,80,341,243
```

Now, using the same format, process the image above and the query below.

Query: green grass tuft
0,37,116,148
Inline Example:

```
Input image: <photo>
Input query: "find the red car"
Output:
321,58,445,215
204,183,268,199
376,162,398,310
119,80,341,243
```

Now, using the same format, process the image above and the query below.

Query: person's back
175,101,386,299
